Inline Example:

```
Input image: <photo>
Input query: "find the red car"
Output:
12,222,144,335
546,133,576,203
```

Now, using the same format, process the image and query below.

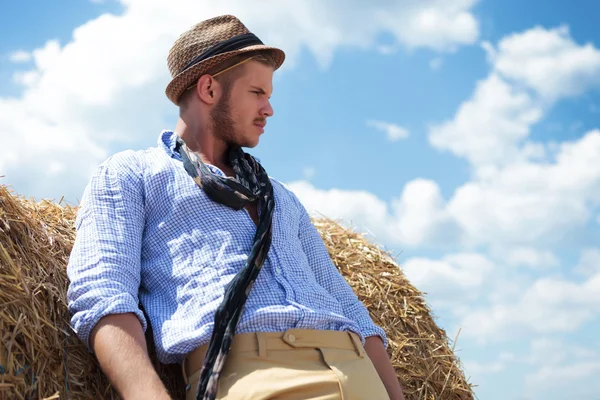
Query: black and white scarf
175,136,274,400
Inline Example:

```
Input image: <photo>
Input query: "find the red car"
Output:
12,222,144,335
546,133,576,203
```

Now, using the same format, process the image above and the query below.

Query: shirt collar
158,130,227,177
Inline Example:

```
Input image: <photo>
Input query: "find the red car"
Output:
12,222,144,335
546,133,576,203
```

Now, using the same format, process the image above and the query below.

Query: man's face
211,61,274,149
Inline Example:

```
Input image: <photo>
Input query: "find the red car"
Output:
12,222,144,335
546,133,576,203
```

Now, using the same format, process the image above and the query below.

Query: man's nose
261,100,274,117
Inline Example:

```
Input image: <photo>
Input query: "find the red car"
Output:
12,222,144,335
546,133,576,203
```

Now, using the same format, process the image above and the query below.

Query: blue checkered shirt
67,130,387,364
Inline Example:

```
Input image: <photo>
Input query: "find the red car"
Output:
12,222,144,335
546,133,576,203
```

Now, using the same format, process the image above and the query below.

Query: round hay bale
0,184,474,399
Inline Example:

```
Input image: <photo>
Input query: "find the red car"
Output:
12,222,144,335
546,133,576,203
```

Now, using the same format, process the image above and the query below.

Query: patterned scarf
175,136,274,400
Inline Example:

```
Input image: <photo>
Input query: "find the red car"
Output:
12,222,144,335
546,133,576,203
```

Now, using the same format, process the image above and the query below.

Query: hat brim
165,44,285,105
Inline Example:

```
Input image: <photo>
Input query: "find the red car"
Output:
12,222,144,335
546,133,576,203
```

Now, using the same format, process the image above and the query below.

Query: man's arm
365,336,405,400
91,313,170,400
67,153,163,397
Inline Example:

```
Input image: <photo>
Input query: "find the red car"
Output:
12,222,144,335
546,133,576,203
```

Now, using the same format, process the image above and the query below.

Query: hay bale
0,184,474,399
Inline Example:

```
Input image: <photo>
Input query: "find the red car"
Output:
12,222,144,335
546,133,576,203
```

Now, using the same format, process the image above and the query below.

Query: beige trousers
183,329,389,400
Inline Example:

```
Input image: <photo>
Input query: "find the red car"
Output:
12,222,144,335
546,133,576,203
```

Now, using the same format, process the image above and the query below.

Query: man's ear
196,74,219,105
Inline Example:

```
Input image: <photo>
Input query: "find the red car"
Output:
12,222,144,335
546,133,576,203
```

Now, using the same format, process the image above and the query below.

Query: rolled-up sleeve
67,152,147,351
293,195,388,348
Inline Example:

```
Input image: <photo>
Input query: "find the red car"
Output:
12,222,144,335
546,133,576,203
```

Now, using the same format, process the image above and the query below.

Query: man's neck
174,119,233,176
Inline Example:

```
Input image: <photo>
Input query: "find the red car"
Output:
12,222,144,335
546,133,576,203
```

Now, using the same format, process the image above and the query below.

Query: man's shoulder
269,176,290,194
269,177,304,208
97,146,167,179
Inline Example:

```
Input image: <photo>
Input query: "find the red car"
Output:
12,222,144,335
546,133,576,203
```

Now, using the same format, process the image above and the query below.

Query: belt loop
257,332,267,358
349,332,365,358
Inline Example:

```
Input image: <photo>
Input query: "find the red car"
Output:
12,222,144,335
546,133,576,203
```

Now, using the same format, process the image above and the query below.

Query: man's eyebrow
250,86,267,94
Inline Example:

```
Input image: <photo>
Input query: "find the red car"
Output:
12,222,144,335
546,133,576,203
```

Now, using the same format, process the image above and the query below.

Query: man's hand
91,313,171,400
364,336,405,400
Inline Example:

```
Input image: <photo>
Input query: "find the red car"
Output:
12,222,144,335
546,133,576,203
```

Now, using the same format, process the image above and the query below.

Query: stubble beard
210,90,239,148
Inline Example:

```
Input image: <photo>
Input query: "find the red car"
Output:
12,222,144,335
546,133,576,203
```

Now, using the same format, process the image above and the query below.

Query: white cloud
528,361,600,393
575,248,600,277
367,120,410,141
12,71,40,86
1,0,480,201
391,179,458,246
524,339,600,399
429,73,543,168
446,130,600,246
376,44,398,55
399,249,600,345
378,0,479,52
285,179,392,239
402,253,495,305
290,128,600,250
489,25,600,101
459,268,600,341
286,178,460,248
431,26,600,170
503,246,560,269
302,167,316,180
464,350,517,377
429,57,444,71
426,26,600,247
465,359,506,375
9,50,32,63
526,338,598,366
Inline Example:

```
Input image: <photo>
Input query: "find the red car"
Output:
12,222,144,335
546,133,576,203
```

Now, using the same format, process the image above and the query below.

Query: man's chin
240,138,261,149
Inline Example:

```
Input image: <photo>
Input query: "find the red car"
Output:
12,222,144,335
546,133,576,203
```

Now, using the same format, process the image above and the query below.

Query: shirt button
275,267,281,274
288,334,296,343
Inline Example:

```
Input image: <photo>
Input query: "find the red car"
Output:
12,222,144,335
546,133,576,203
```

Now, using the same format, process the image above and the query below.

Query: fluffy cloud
390,179,459,246
366,120,410,142
429,57,444,71
302,166,316,180
8,50,32,63
395,249,600,344
286,178,459,247
459,269,600,341
431,26,600,170
528,361,600,398
401,253,495,307
524,339,600,399
466,339,600,399
424,25,600,246
1,0,480,201
285,179,392,236
503,246,560,269
429,74,543,168
464,352,515,376
489,25,600,101
447,130,600,246
575,248,600,277
378,0,479,52
291,125,600,249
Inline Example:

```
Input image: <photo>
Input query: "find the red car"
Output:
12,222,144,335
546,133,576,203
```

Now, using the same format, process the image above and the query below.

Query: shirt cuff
70,292,148,352
360,324,389,349
344,302,389,349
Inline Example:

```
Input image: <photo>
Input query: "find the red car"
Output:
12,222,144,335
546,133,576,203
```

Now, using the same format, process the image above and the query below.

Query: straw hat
165,15,285,105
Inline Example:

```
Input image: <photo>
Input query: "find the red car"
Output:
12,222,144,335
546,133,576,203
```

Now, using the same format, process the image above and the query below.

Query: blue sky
2,1,600,399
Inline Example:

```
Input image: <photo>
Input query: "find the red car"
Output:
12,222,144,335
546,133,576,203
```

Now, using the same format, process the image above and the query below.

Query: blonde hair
179,51,277,107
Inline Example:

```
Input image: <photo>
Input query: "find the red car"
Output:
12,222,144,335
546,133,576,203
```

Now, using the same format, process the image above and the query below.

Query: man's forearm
90,313,170,400
364,336,405,400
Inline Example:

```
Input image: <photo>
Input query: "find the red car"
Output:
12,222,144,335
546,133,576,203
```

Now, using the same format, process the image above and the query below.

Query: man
67,15,404,400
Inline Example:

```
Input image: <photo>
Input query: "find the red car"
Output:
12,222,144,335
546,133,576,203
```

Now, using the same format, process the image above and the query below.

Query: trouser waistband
182,329,365,384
